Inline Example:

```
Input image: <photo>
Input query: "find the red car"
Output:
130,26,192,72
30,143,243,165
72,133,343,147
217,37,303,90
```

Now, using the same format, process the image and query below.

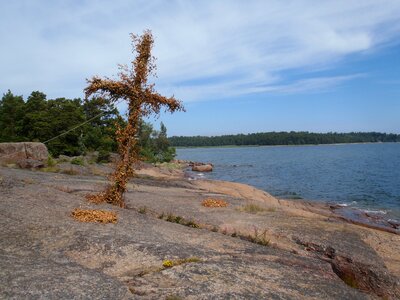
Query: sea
176,143,400,221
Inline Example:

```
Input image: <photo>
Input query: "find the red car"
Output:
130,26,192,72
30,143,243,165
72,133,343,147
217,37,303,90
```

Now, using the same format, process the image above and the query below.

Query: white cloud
1,0,400,101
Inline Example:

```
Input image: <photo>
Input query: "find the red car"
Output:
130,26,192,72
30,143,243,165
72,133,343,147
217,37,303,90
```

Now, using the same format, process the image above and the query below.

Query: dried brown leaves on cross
84,30,184,207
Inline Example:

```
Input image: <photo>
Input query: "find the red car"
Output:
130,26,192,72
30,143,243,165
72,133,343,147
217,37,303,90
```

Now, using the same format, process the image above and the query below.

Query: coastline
175,141,399,149
179,161,399,234
136,160,399,235
281,198,400,235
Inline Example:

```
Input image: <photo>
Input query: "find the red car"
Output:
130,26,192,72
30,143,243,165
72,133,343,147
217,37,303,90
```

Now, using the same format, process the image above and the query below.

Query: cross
84,30,184,207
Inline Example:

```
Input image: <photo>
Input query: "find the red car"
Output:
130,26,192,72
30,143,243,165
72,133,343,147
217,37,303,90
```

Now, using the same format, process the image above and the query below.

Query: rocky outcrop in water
192,163,213,172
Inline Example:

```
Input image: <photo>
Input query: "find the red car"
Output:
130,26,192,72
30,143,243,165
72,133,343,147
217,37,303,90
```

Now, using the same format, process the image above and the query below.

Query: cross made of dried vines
84,30,184,207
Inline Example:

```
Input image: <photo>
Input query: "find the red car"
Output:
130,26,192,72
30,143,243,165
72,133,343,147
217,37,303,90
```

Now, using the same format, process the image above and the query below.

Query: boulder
17,159,45,169
192,164,213,172
24,143,48,161
0,142,48,164
0,143,27,162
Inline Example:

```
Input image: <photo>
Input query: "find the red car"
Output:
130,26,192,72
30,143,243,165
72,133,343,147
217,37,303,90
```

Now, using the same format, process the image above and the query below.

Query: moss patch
163,257,202,268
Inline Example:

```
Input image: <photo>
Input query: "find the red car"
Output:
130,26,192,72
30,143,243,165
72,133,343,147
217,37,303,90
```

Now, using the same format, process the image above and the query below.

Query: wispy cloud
1,0,400,102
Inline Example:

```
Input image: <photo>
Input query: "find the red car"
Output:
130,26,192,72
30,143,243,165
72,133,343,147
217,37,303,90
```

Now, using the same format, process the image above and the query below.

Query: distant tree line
169,131,400,147
0,90,175,162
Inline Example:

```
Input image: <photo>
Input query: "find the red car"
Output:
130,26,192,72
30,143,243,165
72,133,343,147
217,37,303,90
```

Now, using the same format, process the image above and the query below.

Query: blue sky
1,1,399,136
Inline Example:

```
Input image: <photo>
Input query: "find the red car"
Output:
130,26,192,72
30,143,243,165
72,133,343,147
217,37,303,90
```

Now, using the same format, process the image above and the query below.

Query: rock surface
0,142,48,164
192,164,213,172
0,165,399,299
17,158,45,169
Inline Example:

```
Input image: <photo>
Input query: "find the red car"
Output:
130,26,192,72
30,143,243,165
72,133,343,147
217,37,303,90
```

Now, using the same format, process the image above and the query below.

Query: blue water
177,143,400,219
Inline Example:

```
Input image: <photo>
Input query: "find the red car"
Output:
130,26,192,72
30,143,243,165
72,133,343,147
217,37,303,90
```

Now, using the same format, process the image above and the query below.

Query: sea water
177,143,400,220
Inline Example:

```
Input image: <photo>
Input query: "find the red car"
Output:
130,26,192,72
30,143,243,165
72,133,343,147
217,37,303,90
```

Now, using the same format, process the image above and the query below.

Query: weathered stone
331,255,399,298
192,164,213,172
0,166,398,299
17,159,45,169
0,143,27,161
24,142,48,161
0,142,48,163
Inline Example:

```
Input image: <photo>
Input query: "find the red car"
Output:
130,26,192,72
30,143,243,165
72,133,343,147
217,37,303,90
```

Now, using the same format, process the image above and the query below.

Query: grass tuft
138,206,147,214
47,155,57,167
40,166,60,173
159,212,200,228
239,203,276,214
241,227,270,246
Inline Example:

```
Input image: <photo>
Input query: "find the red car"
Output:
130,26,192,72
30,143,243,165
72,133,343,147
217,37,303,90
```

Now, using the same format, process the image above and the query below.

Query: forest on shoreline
169,132,400,147
0,90,176,162
2,90,399,156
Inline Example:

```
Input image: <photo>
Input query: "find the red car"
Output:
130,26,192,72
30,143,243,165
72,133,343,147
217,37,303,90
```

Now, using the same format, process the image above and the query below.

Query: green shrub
47,155,57,167
71,157,84,166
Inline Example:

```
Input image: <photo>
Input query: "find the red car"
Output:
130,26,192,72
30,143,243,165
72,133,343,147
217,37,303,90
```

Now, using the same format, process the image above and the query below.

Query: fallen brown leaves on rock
71,208,118,224
85,193,107,204
202,198,228,208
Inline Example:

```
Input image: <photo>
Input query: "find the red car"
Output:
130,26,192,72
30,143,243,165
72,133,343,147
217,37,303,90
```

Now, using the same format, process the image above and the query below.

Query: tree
84,30,184,207
82,97,122,153
137,121,176,163
153,122,175,162
0,90,25,142
137,120,155,161
22,91,50,142
46,98,86,156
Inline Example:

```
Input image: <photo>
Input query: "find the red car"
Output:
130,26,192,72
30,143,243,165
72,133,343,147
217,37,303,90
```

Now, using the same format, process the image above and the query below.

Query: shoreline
180,165,399,235
175,141,399,149
275,194,400,228
280,198,400,235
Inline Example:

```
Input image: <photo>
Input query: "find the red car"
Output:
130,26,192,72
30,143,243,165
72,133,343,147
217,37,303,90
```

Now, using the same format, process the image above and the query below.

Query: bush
47,155,57,167
71,157,84,166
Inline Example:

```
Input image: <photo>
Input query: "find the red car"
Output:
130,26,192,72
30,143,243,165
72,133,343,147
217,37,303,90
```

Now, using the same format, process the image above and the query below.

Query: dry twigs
202,198,228,208
71,208,118,224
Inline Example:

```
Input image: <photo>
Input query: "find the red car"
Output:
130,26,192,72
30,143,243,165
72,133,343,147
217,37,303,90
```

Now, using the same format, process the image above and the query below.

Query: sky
1,0,399,136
